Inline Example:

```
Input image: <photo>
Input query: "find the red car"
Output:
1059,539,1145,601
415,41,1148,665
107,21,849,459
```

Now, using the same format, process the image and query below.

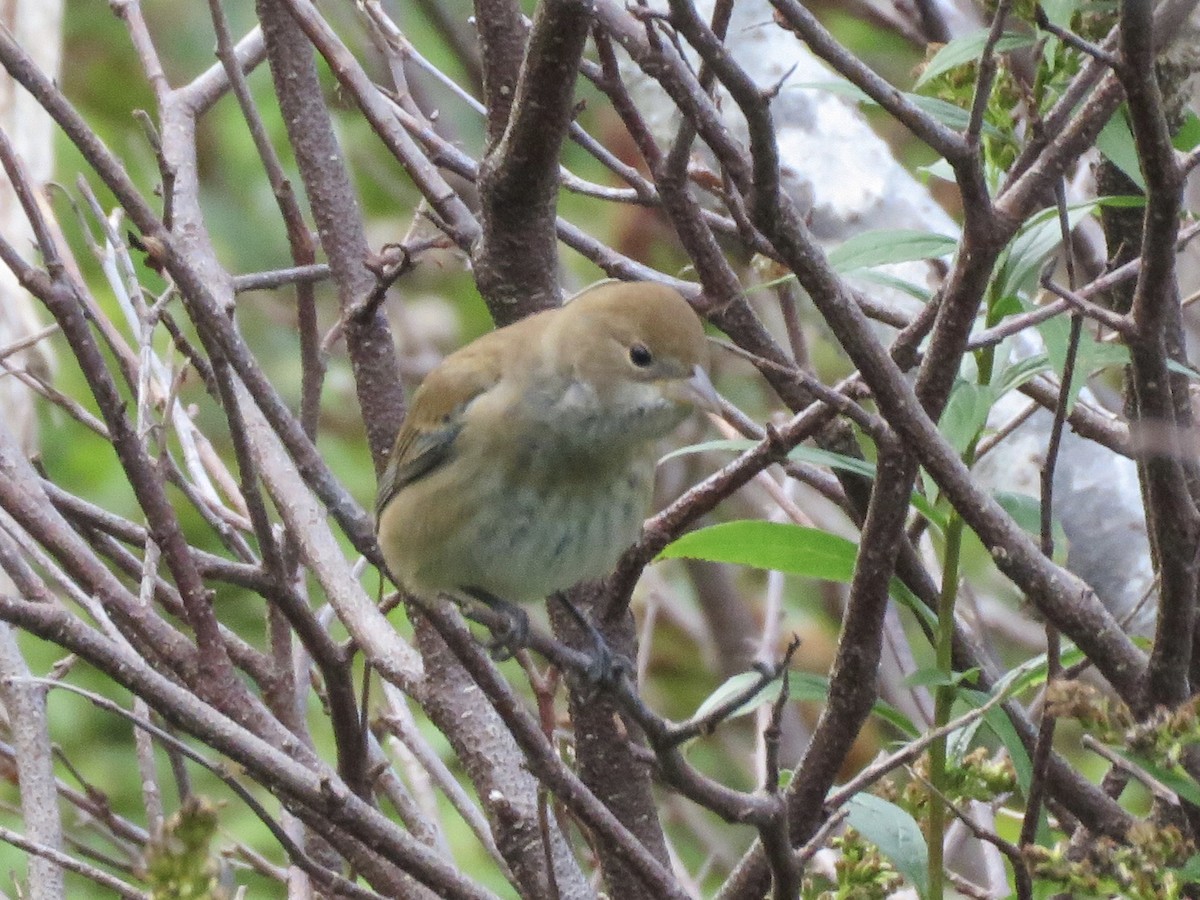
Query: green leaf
1172,854,1200,882
1097,108,1145,191
993,198,1143,303
889,578,938,633
690,671,782,723
994,644,1086,698
788,448,945,533
917,158,956,182
1037,316,1130,412
939,380,995,454
915,29,1036,88
659,438,756,464
772,673,920,737
1040,0,1079,28
659,521,857,581
659,522,939,632
907,94,972,131
789,82,1001,137
788,80,872,103
871,700,921,739
1167,358,1200,380
1173,111,1200,152
828,230,957,273
789,445,878,480
845,794,930,895
947,718,985,766
659,445,946,530
851,268,936,302
1115,752,1200,807
993,491,1041,535
995,203,1098,300
908,493,947,534
993,491,1068,563
904,667,955,689
992,352,1051,396
904,666,979,690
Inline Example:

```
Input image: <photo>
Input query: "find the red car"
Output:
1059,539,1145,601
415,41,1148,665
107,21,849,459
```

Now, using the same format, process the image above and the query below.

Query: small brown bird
376,281,718,656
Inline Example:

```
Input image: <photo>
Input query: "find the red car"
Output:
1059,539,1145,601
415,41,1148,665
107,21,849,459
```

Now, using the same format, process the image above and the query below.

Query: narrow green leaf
1167,358,1200,380
908,493,948,533
787,448,947,531
984,703,1033,797
994,645,1085,698
659,444,945,529
904,667,959,690
851,268,935,302
690,672,782,723
915,29,1035,88
788,82,1001,137
1116,752,1200,807
939,381,994,454
1038,316,1130,412
947,719,984,766
787,80,870,103
659,438,756,464
917,158,956,182
907,94,971,131
789,445,877,480
766,672,920,737
870,699,921,738
995,198,1143,303
888,578,938,633
992,352,1050,396
845,794,930,895
828,229,957,273
996,202,1097,299
1097,108,1145,191
786,672,833,704
961,689,1034,796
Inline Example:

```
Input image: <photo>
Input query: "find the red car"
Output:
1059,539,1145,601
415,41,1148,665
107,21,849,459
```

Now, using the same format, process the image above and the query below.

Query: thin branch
0,626,65,897
19,677,387,900
768,0,969,163
965,1,1012,146
0,822,149,900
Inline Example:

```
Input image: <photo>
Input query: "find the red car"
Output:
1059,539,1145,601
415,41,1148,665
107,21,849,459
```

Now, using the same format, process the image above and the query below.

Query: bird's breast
466,465,652,600
385,449,656,603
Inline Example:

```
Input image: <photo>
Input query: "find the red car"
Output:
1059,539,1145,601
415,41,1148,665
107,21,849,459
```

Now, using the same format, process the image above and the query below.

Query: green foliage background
1,1,943,895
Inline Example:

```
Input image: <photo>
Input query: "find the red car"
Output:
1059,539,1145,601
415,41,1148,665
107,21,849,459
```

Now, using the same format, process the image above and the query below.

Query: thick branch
474,0,594,320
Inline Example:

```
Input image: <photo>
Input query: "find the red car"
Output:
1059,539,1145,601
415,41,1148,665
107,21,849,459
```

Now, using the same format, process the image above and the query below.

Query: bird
375,280,719,667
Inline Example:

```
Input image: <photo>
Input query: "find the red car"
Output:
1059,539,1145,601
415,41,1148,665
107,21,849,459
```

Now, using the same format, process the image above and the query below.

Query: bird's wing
374,332,509,517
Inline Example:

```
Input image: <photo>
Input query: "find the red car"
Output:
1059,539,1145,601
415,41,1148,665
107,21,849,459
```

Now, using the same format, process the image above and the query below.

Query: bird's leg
552,592,629,687
462,587,529,660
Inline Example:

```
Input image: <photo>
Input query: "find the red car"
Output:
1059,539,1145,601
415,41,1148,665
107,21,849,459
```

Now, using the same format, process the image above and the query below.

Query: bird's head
536,281,719,445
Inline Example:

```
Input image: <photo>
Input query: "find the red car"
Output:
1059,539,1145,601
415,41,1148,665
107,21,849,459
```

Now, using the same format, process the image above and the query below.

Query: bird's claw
577,637,632,696
485,606,530,661
463,587,530,661
585,643,633,686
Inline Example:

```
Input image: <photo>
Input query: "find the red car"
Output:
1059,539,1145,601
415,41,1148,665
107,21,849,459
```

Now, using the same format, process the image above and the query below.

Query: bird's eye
629,343,653,368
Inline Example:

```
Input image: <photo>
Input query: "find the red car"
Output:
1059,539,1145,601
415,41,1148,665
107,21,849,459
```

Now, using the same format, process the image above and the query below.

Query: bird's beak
678,365,722,414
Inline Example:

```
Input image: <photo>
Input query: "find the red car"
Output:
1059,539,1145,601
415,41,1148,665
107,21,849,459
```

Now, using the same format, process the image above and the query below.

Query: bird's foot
464,588,529,661
486,611,529,661
580,636,631,691
552,592,631,690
